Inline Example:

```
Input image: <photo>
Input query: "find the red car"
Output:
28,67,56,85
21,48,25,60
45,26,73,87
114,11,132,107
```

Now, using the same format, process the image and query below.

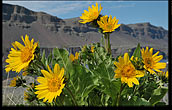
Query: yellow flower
5,35,38,73
97,15,120,33
165,71,168,78
79,2,103,24
9,76,18,87
161,71,168,79
24,91,29,101
141,47,166,74
35,64,65,103
130,56,138,61
22,72,28,76
82,45,87,52
91,46,95,53
114,53,144,87
69,52,79,62
22,67,28,76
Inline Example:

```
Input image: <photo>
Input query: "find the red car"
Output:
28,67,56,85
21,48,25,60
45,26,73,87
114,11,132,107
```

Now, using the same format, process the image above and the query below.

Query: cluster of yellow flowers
79,2,120,33
114,47,167,87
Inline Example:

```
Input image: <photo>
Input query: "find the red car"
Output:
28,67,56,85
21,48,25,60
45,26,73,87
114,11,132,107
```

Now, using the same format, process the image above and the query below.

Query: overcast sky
3,1,168,30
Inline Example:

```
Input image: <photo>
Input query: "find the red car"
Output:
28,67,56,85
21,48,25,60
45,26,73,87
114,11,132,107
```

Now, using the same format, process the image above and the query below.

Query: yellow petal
118,56,124,64
124,53,129,64
21,36,27,46
114,71,121,78
41,70,52,79
47,65,53,74
12,42,18,50
59,68,64,79
15,62,29,73
114,61,121,69
153,55,163,62
35,85,48,90
37,77,47,84
121,77,127,83
33,42,38,50
148,68,155,74
48,93,55,103
152,51,159,58
136,70,145,77
25,34,31,47
166,71,168,78
149,48,153,55
130,56,134,61
145,47,149,54
127,79,133,87
154,63,166,69
54,64,60,74
75,52,79,60
5,66,11,73
36,90,49,99
99,3,103,12
153,68,162,73
131,78,139,85
88,6,92,12
95,2,98,11
69,54,75,62
14,41,24,50
108,15,112,23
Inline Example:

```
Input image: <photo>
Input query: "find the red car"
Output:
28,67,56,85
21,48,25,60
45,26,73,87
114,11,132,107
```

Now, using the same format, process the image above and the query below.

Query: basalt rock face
2,3,168,67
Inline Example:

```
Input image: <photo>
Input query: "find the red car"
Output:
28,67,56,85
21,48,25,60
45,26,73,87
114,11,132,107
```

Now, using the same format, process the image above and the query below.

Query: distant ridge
2,3,168,59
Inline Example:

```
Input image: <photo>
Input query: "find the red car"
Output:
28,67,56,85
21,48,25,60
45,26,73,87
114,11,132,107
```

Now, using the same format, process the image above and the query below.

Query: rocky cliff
2,3,168,65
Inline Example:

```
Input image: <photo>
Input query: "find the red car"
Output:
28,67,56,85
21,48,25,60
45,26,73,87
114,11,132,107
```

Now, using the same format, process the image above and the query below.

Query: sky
3,1,168,30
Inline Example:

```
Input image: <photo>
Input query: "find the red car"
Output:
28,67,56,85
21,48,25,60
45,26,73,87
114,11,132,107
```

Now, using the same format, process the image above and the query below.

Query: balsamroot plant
5,2,168,106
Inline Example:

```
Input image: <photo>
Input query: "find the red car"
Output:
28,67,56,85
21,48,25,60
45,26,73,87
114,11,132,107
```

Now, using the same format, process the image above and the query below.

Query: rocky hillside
2,3,168,66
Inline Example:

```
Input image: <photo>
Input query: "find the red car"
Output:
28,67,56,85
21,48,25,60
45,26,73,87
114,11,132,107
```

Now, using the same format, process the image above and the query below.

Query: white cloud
110,3,136,9
2,1,96,17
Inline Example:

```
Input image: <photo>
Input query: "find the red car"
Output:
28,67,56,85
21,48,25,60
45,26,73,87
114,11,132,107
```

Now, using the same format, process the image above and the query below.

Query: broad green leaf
68,63,97,105
150,87,168,105
155,102,166,106
53,48,73,78
120,97,150,106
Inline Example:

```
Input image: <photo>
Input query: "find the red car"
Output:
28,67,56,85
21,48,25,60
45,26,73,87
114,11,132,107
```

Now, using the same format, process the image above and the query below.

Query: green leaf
68,63,97,105
120,97,150,106
132,43,141,58
150,87,168,105
41,50,46,65
53,48,72,78
82,85,97,98
47,52,52,65
153,88,161,95
155,102,166,106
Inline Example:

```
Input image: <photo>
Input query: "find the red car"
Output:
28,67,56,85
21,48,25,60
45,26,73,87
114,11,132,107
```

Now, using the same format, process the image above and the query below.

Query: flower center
122,64,136,78
90,12,98,19
21,48,33,63
48,78,61,92
106,24,112,30
145,57,153,68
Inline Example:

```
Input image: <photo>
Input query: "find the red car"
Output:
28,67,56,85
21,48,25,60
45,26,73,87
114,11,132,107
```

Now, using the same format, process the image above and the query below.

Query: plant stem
104,33,108,53
65,86,78,106
107,33,111,54
116,83,125,106
103,33,111,54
